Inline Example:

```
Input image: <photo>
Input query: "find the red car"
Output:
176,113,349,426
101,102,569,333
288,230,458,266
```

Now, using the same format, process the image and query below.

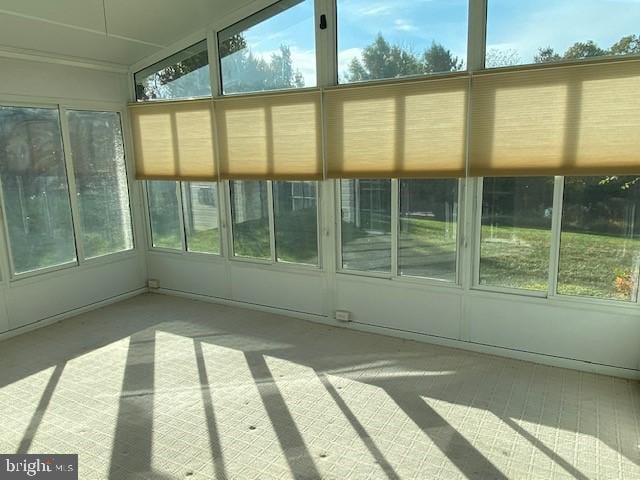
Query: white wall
0,55,147,339
148,251,640,379
146,178,640,380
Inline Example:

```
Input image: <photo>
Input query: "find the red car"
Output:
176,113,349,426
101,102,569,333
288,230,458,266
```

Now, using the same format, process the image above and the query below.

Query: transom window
337,0,468,83
486,0,640,68
218,0,316,94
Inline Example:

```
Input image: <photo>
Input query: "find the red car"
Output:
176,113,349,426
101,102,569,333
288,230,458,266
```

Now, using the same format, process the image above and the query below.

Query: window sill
7,248,142,287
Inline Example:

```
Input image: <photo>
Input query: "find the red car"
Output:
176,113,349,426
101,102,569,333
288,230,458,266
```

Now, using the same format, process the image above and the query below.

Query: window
218,0,316,94
66,110,133,259
557,176,640,301
147,181,182,250
182,182,220,254
399,179,458,281
340,179,392,272
134,41,211,101
479,177,554,292
486,0,640,68
230,181,270,259
337,0,468,83
0,106,76,274
273,181,318,265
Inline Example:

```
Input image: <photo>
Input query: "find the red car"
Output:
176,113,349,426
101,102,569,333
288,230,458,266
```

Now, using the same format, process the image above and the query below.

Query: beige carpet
0,293,638,479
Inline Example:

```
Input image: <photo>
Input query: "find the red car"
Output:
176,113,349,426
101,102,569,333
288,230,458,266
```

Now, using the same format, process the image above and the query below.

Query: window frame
62,107,136,263
144,180,225,259
471,176,558,298
133,40,211,102
472,175,640,307
483,0,640,71
335,178,465,287
0,100,137,281
130,0,640,309
224,179,322,269
216,0,318,96
334,0,471,85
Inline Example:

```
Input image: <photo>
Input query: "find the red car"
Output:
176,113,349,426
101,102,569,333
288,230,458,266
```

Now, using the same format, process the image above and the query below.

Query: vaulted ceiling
0,0,244,67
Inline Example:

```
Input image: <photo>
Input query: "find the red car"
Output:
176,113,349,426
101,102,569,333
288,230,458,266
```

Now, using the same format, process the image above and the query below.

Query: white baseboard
0,287,148,343
156,287,640,380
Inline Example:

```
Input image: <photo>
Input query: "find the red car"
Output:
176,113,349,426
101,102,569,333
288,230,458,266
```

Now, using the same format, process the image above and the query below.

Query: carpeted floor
0,293,638,479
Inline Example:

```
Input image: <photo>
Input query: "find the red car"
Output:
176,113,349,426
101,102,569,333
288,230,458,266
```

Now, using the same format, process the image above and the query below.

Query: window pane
337,0,468,84
182,182,220,254
273,181,318,265
341,179,391,272
399,179,457,281
66,110,133,259
134,41,211,101
230,181,270,259
480,177,554,291
486,0,640,68
147,181,182,250
0,106,76,274
218,0,316,94
558,176,640,301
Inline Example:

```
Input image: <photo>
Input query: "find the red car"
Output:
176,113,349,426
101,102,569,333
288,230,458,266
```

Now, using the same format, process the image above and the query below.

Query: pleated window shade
215,90,322,180
324,76,469,178
470,60,640,177
129,99,217,181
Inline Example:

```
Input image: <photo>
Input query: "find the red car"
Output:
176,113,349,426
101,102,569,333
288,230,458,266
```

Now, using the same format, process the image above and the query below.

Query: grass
153,213,639,301
480,222,639,300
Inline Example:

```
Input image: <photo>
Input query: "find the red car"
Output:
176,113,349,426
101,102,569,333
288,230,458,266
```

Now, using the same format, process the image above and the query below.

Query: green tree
138,34,306,98
609,34,640,55
485,48,521,68
345,34,462,82
347,34,421,82
423,42,463,73
534,46,562,64
220,44,306,93
563,40,607,59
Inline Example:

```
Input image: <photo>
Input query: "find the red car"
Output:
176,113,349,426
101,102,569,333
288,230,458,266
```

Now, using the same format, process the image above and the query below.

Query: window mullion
315,0,338,87
548,176,565,298
58,106,84,265
0,170,17,278
467,0,488,71
176,182,187,252
472,177,484,288
391,179,399,277
224,181,236,258
267,180,277,262
207,29,223,97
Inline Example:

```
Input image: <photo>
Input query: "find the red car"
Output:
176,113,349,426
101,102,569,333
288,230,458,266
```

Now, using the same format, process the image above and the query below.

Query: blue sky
231,0,640,86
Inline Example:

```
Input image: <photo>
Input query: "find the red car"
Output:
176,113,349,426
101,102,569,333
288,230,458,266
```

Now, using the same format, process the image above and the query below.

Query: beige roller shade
215,89,322,180
470,60,640,177
129,99,217,181
324,75,469,178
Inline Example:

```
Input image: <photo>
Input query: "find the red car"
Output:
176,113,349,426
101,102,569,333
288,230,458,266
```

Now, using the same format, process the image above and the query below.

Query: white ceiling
0,0,242,67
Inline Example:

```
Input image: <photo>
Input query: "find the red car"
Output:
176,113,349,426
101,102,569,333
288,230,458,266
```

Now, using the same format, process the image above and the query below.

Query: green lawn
480,223,638,300
155,214,639,301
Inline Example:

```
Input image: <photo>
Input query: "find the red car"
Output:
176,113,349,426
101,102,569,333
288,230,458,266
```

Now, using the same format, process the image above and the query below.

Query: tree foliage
221,43,305,94
534,34,640,63
137,33,305,99
345,34,462,82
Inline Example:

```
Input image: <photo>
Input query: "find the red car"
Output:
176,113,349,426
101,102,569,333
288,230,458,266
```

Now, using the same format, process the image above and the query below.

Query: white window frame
144,180,225,259
0,99,137,282
335,178,464,287
472,175,640,307
129,0,640,308
225,179,322,269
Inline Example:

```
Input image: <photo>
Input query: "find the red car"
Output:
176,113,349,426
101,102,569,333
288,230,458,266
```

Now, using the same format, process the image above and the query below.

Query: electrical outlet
335,310,351,322
148,279,160,289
